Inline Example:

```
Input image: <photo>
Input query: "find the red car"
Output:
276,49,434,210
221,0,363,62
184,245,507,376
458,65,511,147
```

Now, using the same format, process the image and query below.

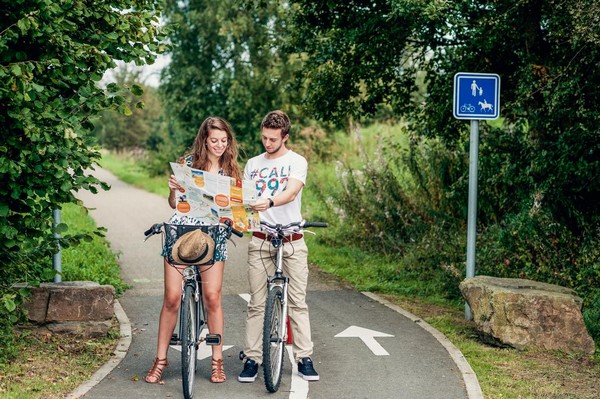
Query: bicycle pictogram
460,103,475,113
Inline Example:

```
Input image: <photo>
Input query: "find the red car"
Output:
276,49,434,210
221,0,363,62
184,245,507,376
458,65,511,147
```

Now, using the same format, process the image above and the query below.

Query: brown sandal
145,357,168,383
210,358,226,383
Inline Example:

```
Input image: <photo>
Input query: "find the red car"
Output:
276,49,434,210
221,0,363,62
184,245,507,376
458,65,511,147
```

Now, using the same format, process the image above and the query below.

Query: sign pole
465,120,479,320
53,209,62,283
454,72,500,320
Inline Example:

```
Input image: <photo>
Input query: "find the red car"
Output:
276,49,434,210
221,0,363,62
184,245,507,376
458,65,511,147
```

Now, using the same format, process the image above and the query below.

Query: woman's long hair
180,116,242,179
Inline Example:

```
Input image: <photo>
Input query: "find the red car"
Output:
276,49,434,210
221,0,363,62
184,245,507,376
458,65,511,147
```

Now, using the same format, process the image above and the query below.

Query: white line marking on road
335,325,394,356
287,345,309,399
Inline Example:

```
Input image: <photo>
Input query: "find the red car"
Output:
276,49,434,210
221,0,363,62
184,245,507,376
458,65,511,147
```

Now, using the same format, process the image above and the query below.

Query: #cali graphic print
244,150,307,225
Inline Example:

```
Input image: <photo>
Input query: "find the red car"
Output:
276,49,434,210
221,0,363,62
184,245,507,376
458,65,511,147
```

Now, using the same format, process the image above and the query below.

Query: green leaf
55,223,69,234
31,83,44,92
3,296,16,312
131,84,144,96
10,64,22,77
119,104,133,116
112,95,125,105
106,83,119,93
17,18,30,33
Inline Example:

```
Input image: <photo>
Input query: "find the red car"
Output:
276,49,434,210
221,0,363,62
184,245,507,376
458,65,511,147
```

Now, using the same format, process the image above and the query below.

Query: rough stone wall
22,281,115,338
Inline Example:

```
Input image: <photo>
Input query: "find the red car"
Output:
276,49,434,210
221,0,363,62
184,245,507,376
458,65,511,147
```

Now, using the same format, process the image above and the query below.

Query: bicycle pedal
170,334,180,345
204,333,221,345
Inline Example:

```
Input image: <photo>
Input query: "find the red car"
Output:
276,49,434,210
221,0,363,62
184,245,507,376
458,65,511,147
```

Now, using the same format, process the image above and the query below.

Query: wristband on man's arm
268,198,274,208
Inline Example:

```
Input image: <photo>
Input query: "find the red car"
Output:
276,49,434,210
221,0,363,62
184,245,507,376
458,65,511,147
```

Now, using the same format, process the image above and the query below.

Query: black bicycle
144,221,242,399
256,220,327,392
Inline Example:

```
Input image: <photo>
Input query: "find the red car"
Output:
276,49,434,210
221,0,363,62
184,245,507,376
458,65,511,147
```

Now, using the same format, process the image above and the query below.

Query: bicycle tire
263,286,286,392
181,284,197,399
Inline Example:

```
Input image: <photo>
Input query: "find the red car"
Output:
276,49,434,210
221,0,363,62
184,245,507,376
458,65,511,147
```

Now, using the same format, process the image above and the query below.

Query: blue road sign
453,73,500,120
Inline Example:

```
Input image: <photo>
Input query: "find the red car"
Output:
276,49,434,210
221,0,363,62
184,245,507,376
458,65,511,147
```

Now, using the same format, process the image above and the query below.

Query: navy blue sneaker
297,357,319,381
238,359,258,382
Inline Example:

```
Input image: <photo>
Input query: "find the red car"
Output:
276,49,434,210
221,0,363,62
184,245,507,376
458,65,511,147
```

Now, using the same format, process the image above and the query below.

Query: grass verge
61,203,128,295
0,325,119,399
0,202,124,398
99,151,168,197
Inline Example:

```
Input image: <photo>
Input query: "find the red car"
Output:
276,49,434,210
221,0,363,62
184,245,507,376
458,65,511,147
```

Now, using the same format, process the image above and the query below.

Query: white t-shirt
244,150,307,226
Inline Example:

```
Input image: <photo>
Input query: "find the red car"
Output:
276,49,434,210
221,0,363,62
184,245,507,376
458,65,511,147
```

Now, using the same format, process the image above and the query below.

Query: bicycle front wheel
181,284,197,399
263,286,286,392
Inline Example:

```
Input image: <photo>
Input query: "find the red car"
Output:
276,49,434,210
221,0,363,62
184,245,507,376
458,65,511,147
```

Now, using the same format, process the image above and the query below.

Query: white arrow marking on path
335,326,394,356
239,293,251,303
170,329,233,360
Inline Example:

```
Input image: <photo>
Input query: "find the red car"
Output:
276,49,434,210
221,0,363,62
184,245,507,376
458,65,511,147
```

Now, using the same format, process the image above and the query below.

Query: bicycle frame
259,220,327,392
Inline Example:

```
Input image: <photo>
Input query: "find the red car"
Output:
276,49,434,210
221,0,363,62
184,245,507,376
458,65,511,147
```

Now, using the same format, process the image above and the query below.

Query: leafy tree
160,0,302,156
290,0,599,230
288,1,418,124
288,1,599,311
95,64,166,152
1,0,168,254
0,0,168,359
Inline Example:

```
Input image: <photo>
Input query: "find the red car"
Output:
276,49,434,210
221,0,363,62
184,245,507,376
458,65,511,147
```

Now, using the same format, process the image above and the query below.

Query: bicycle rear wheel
181,284,197,399
263,286,286,392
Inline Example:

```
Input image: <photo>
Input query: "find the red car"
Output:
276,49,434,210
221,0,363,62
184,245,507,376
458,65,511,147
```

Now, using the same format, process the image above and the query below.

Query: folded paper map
170,162,260,232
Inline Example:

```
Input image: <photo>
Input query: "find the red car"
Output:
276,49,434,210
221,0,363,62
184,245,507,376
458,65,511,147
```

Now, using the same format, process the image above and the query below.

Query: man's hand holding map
170,162,260,232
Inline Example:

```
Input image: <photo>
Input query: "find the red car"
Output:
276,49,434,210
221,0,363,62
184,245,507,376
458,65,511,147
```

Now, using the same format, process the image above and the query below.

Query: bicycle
460,103,475,113
252,219,327,392
144,220,243,399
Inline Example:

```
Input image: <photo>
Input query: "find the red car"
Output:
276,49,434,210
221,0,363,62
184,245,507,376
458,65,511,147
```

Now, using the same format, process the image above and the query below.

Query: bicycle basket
164,223,217,266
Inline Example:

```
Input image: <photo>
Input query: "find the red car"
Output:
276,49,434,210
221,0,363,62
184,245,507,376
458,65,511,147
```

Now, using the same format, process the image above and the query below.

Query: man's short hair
261,110,291,137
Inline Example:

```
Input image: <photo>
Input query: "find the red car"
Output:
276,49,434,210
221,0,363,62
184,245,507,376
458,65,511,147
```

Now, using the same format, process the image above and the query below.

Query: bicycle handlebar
144,223,163,237
143,221,243,239
302,221,328,228
259,219,328,232
230,227,244,237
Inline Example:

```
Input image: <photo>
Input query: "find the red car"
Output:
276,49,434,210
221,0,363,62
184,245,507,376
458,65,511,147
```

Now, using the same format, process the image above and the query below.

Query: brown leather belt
252,231,304,242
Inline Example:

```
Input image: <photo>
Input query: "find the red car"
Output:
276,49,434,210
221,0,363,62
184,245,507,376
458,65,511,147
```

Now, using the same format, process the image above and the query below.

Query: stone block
23,286,50,323
21,281,116,338
44,281,115,322
46,320,113,338
460,276,595,355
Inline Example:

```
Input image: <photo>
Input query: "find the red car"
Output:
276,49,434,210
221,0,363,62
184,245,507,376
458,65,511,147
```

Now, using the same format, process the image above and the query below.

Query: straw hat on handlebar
171,229,215,265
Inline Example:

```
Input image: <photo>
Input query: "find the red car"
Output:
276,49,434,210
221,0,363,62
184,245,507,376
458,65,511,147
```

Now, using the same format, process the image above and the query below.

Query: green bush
308,124,600,334
583,293,600,343
477,206,600,302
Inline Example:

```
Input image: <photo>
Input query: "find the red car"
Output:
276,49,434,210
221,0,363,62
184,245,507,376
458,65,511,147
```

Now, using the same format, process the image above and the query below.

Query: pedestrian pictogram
453,73,500,120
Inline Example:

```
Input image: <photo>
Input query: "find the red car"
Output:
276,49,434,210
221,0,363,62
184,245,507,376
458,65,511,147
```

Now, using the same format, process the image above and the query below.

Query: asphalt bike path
73,168,482,399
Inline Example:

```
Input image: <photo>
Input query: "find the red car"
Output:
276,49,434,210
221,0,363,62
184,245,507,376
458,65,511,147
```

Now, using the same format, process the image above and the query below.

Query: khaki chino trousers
243,236,313,364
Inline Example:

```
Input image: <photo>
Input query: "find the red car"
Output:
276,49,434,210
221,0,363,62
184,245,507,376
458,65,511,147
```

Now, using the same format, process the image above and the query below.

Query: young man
238,110,319,382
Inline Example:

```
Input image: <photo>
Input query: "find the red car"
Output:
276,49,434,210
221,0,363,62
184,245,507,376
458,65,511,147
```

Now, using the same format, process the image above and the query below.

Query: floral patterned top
161,156,229,262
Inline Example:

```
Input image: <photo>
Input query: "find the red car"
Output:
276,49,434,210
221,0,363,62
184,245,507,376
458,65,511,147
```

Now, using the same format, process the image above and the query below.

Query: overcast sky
102,53,171,88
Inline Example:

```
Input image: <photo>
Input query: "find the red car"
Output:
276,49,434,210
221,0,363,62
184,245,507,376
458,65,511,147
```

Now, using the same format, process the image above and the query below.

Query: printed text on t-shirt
249,165,290,197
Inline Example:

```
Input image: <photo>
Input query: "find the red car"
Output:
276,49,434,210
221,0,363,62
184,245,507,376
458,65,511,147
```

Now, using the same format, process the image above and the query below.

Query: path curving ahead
73,168,482,399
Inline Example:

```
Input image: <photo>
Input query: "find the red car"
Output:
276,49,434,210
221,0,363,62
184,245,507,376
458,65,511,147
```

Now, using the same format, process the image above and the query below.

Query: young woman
145,116,242,384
